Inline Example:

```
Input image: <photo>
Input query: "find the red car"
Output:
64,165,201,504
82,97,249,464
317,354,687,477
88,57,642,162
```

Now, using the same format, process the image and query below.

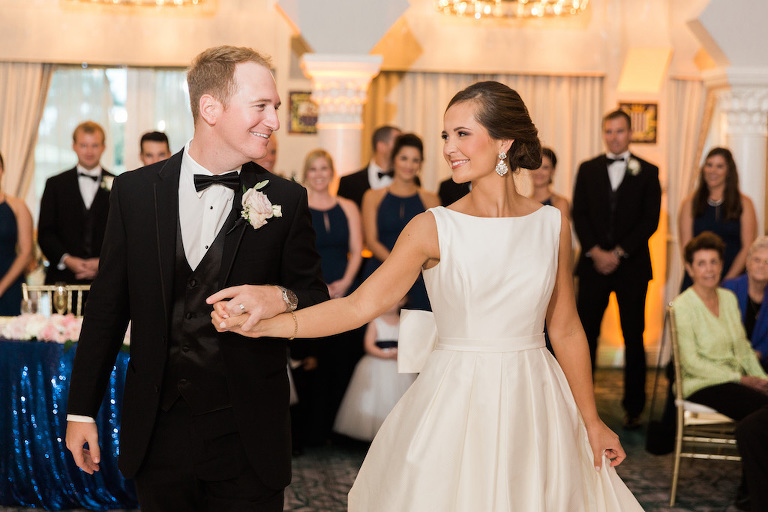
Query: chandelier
72,0,202,5
435,0,588,19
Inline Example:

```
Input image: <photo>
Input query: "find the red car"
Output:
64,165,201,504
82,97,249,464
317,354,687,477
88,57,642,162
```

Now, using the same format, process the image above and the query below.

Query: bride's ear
499,139,514,155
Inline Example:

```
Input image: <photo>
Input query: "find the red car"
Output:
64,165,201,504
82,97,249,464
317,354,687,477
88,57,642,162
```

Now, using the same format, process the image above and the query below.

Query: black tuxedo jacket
438,177,470,206
336,167,370,208
38,167,114,284
66,150,329,488
572,154,661,281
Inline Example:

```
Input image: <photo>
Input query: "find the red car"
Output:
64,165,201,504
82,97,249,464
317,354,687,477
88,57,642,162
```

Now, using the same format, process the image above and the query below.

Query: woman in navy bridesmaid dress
360,134,440,311
678,147,757,290
0,152,34,316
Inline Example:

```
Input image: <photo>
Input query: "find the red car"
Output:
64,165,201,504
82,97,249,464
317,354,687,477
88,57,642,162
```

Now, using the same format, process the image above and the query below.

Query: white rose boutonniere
101,175,114,191
241,180,282,230
626,158,641,176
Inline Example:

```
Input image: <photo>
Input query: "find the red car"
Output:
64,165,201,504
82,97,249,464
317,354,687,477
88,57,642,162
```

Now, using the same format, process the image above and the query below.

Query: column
300,54,382,177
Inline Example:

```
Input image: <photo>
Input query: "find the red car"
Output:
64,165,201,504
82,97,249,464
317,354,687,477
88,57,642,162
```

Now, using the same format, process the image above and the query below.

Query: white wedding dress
348,205,643,511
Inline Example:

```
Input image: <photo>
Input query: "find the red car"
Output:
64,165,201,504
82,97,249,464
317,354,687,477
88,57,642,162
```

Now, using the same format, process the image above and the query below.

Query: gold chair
667,304,741,506
22,283,91,317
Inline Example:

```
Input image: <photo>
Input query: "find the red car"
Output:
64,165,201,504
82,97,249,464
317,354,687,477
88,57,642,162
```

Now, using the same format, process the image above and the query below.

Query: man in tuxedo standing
38,121,113,284
66,46,329,511
337,125,400,208
438,176,470,206
572,109,661,430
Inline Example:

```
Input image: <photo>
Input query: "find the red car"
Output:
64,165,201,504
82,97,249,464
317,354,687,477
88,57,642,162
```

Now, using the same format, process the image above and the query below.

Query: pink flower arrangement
1,314,131,346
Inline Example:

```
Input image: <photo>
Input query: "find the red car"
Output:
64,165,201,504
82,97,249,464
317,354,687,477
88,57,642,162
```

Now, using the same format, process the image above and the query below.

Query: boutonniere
626,158,641,176
241,180,282,230
100,175,114,191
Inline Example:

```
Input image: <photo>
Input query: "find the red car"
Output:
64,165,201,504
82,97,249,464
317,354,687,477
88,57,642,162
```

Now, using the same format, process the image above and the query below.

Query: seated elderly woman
672,231,768,511
723,236,768,371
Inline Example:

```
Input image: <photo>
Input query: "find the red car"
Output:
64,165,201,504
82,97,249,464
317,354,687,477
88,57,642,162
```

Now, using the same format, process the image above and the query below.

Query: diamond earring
495,152,509,176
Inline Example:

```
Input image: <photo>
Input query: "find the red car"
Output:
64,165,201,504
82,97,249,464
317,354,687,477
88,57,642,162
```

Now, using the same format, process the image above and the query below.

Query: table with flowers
0,315,137,510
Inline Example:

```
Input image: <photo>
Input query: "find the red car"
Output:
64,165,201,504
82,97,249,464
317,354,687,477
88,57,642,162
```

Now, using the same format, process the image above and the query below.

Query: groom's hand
66,421,101,474
207,285,285,331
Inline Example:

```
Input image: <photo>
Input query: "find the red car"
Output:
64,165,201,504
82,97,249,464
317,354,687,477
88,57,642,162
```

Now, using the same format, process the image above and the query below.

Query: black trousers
688,383,768,512
577,267,648,416
133,401,284,512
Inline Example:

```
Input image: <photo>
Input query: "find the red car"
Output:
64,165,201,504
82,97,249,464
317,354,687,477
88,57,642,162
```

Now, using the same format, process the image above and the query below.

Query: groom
65,46,329,511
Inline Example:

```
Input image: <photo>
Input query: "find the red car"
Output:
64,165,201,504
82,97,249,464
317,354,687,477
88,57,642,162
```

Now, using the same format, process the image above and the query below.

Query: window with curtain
33,65,192,214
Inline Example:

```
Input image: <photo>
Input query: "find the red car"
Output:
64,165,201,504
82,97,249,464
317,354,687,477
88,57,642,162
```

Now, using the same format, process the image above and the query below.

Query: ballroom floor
1,369,745,512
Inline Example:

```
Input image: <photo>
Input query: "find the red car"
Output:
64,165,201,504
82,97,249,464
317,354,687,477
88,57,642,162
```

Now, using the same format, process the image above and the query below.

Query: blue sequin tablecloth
0,340,138,510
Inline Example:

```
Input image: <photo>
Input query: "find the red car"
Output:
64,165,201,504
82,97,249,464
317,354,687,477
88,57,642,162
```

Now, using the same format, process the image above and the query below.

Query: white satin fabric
348,206,643,511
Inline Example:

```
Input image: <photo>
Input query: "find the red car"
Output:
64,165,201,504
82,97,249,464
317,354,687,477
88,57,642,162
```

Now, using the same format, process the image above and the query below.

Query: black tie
377,170,394,180
193,172,241,192
606,157,625,165
78,173,98,182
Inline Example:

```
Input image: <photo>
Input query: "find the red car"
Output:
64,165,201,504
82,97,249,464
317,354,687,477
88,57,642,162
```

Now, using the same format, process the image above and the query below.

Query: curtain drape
665,78,706,307
363,71,604,198
0,62,53,198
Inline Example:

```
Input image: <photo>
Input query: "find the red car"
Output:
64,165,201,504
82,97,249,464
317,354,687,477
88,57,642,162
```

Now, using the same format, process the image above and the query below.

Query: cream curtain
664,78,706,307
0,62,53,198
363,71,604,198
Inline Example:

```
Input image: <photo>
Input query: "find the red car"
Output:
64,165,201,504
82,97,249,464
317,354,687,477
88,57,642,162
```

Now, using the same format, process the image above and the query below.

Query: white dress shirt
606,151,630,191
367,161,393,190
178,141,240,270
76,164,103,210
67,142,240,424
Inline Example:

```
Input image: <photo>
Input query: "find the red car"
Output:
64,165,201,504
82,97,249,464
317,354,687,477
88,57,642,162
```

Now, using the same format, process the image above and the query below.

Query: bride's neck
466,175,523,217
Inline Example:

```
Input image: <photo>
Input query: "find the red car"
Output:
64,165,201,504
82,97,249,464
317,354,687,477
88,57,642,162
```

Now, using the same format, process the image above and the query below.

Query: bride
209,81,643,511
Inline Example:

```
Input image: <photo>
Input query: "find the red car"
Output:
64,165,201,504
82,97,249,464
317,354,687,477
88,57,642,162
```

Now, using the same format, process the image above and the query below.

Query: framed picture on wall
619,102,657,144
289,91,318,134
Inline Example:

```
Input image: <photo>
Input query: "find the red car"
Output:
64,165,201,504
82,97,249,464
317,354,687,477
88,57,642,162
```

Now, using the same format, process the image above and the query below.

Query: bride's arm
546,211,626,469
210,211,439,339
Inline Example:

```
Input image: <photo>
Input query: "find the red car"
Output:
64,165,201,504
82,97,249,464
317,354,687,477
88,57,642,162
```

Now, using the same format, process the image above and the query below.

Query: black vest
159,214,234,414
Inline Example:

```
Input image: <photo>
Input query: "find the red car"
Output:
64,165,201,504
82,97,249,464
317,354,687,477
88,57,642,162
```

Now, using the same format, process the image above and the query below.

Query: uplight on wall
435,0,588,19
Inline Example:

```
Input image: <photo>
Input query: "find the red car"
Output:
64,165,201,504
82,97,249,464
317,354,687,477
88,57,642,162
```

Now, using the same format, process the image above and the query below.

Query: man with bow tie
572,109,661,430
66,46,328,511
337,125,401,209
38,121,113,285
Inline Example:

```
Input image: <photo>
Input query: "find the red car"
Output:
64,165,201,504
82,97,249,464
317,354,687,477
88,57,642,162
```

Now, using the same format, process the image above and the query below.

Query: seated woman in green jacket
672,231,768,511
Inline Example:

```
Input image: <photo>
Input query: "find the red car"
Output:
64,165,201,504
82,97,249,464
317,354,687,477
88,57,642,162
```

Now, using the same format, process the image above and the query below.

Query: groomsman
66,46,328,511
38,121,113,285
438,176,470,206
572,109,661,429
139,131,171,166
337,125,400,208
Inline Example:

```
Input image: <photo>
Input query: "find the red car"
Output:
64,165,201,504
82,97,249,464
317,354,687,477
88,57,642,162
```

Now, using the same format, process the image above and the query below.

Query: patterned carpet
1,369,746,512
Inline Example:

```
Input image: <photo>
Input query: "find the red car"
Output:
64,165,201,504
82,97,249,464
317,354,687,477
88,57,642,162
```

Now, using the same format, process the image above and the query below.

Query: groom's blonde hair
187,45,273,125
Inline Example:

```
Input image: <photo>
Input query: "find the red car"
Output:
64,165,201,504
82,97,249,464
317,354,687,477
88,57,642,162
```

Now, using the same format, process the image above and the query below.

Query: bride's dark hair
446,81,542,172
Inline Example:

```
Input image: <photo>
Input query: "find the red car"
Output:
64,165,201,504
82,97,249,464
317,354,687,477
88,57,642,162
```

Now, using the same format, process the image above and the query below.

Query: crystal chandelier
435,0,588,19
74,0,202,5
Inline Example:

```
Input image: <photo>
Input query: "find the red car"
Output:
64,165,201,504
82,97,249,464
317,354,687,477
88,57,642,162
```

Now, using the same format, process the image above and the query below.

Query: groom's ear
199,94,222,126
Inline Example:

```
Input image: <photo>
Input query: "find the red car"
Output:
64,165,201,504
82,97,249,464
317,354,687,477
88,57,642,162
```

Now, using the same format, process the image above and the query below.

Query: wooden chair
667,304,741,506
22,283,90,317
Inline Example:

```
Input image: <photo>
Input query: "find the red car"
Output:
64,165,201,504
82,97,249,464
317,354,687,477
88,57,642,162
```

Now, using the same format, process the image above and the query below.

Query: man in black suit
572,109,661,430
139,131,171,167
337,125,400,208
438,176,470,206
38,121,113,284
65,46,329,511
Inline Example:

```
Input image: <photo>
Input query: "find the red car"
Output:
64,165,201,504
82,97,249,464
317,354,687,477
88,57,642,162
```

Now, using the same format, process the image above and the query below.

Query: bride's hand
586,420,626,470
211,301,263,338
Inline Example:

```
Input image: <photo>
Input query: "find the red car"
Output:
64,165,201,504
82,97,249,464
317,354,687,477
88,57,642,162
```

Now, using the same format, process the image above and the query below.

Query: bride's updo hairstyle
446,81,542,173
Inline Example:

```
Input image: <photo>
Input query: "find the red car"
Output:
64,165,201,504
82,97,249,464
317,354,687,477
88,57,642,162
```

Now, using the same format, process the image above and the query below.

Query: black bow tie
193,172,241,192
377,170,394,180
78,173,99,182
606,157,625,165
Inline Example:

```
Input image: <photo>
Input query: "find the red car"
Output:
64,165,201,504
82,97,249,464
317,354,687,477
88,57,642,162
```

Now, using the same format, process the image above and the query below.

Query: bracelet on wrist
288,311,298,341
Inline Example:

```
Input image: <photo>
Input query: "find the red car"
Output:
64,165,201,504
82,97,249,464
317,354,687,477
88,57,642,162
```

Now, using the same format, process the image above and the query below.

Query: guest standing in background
295,148,364,446
530,147,569,218
0,152,34,315
139,131,171,167
361,133,440,311
38,121,113,285
678,147,757,290
723,236,768,372
337,125,401,209
437,176,470,206
572,109,661,430
254,135,278,174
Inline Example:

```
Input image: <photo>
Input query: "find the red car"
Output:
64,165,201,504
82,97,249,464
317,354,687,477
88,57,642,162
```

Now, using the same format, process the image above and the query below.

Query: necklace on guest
707,197,724,207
